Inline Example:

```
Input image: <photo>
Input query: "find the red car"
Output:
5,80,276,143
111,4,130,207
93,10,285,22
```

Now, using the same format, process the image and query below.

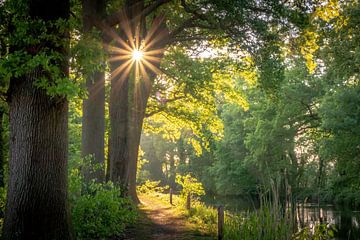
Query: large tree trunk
108,0,145,199
81,0,106,182
0,106,5,189
3,0,72,239
109,60,130,186
128,72,151,202
4,77,72,239
108,0,169,201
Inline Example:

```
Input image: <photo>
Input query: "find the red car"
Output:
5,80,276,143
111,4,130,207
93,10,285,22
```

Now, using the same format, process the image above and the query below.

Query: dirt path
123,194,214,240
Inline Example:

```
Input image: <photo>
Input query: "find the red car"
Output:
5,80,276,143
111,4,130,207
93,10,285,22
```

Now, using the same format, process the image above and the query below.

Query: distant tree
80,0,107,182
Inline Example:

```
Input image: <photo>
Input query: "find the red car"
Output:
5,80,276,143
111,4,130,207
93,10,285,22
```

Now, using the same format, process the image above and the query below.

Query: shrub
185,201,217,234
69,157,137,239
137,180,169,194
176,173,205,199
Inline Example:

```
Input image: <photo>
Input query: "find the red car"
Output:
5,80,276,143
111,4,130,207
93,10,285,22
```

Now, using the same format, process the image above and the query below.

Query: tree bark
128,71,151,202
81,0,106,182
3,0,72,238
0,106,5,189
108,0,169,201
109,60,130,187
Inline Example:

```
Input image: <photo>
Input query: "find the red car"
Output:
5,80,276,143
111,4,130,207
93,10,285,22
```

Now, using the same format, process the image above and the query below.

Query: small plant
293,223,336,240
186,201,218,234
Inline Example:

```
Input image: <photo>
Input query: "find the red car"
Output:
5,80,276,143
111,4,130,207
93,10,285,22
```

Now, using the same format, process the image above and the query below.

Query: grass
139,191,217,237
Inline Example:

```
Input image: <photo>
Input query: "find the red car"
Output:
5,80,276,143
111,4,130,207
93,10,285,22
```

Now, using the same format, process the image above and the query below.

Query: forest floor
122,193,215,240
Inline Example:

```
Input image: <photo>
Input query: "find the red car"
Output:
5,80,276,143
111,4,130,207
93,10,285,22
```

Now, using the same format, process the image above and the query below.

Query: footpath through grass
123,193,215,240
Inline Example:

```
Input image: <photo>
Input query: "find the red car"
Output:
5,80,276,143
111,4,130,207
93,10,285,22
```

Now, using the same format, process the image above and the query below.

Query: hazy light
132,49,144,61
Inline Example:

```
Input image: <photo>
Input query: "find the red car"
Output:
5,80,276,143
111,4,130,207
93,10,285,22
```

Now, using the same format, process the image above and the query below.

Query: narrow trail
123,194,214,240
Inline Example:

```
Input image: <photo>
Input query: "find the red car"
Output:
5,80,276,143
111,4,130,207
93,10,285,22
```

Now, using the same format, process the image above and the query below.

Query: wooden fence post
218,205,224,240
186,192,191,210
170,188,173,205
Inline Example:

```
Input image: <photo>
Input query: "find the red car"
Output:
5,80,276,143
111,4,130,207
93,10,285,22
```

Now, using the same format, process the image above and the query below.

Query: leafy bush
69,157,137,239
176,173,205,198
185,201,217,234
137,180,169,194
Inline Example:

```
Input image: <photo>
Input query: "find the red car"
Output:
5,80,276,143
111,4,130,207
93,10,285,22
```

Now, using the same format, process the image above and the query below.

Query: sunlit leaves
299,30,319,74
143,46,254,155
314,0,340,22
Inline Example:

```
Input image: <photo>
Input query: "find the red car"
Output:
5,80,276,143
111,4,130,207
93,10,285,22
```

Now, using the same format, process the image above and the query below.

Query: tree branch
105,0,171,27
143,0,172,17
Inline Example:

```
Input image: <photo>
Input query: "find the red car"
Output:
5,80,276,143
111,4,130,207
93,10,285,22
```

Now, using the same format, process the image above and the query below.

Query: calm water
202,195,360,240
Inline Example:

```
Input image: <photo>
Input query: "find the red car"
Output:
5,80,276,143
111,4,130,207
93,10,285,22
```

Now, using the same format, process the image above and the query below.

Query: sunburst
132,49,144,61
99,10,168,90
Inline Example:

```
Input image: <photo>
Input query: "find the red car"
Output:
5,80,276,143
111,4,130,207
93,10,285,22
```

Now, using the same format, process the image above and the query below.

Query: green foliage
185,201,217,235
176,173,205,198
0,187,6,234
137,180,169,194
210,104,258,196
224,206,293,240
224,207,335,240
0,11,82,98
293,224,336,240
69,158,137,239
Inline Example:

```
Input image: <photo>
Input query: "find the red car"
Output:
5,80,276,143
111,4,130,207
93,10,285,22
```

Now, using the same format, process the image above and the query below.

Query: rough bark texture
0,106,4,189
81,0,106,182
109,60,130,186
128,72,151,202
4,75,72,240
3,0,72,239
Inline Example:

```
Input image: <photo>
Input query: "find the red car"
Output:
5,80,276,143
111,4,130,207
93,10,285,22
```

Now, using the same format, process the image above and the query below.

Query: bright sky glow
132,49,144,61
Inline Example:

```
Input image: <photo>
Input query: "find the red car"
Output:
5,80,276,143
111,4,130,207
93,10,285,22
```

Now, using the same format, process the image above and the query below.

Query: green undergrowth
138,180,335,240
69,157,137,240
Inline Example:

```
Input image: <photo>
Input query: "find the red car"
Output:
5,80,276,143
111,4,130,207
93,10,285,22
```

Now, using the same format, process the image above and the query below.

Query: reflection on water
203,195,360,240
297,204,360,240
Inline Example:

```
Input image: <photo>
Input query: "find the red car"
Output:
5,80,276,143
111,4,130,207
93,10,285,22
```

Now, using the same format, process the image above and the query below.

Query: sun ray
142,30,168,51
105,45,132,55
139,61,151,89
122,14,136,49
143,49,164,56
109,55,132,62
143,55,162,63
142,58,162,75
105,8,168,106
142,15,165,47
110,59,133,81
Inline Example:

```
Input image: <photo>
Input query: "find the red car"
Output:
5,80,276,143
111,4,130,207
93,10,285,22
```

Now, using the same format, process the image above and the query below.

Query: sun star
132,49,144,61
